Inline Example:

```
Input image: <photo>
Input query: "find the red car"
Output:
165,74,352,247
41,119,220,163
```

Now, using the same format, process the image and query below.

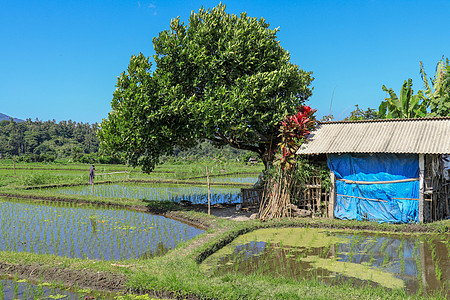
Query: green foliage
292,158,331,191
378,57,450,119
277,106,316,170
99,4,314,173
19,173,80,187
420,57,450,117
0,119,99,160
344,105,379,121
167,140,252,163
379,79,428,119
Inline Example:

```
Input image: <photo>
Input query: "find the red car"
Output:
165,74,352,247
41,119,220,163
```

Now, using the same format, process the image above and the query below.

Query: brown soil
0,261,127,293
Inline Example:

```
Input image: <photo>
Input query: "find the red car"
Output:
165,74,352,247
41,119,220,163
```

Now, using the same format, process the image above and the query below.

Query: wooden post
445,185,449,217
329,171,336,219
206,166,211,215
419,154,425,223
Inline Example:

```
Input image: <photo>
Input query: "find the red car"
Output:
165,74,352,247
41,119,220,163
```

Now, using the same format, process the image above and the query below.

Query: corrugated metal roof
296,117,450,155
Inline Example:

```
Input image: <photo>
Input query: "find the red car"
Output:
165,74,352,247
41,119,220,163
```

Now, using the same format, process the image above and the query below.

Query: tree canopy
99,4,313,172
0,119,99,162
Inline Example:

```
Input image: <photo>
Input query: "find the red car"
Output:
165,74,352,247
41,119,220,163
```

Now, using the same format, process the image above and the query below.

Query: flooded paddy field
187,175,258,185
0,277,91,300
51,182,243,205
202,227,450,296
0,198,204,260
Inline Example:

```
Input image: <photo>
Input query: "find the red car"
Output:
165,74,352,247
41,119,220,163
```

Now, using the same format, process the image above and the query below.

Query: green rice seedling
435,264,443,283
12,282,18,300
382,252,389,267
398,238,405,273
348,248,354,263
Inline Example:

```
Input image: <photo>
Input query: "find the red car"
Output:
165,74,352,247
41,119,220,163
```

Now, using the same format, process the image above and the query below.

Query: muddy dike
0,261,127,293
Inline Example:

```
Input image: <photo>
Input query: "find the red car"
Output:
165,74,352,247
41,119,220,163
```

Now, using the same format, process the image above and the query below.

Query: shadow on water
202,228,450,296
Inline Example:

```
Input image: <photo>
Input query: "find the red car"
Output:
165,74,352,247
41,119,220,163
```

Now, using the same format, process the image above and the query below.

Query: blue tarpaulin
327,153,419,223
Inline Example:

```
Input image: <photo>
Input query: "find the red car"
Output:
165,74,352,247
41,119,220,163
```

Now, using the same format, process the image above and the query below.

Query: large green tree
99,4,313,172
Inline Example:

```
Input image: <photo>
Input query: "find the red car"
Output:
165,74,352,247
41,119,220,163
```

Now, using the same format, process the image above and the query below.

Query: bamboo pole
206,166,211,215
329,171,336,219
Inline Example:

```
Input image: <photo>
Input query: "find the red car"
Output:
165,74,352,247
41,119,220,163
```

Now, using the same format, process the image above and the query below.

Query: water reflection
203,228,450,296
0,277,82,299
0,198,204,260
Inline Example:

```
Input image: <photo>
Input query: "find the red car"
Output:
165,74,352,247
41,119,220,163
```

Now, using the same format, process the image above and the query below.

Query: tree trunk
260,150,275,171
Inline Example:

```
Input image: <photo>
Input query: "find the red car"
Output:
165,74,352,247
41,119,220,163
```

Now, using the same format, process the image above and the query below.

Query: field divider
185,171,260,180
18,179,253,190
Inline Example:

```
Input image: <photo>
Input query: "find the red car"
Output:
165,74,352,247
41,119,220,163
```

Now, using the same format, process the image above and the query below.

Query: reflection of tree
141,241,171,259
213,242,326,280
419,238,450,295
213,234,450,295
89,216,97,233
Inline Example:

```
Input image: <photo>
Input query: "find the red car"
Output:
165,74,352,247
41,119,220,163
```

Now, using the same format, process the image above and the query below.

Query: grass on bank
1,203,449,299
0,161,449,299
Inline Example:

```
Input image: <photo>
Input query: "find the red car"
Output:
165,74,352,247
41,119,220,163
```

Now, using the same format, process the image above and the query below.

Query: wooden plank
329,171,336,219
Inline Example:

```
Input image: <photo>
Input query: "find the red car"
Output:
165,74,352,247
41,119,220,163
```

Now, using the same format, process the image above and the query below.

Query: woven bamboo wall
241,188,264,206
424,154,450,222
291,176,329,217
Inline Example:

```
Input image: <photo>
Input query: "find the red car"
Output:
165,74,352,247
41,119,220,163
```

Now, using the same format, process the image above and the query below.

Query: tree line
0,118,253,165
0,119,101,162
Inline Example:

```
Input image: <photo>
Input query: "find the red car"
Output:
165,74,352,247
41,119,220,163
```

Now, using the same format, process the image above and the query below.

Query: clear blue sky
1,0,449,124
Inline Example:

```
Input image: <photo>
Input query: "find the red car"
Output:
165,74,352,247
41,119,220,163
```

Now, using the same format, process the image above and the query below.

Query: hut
296,117,450,223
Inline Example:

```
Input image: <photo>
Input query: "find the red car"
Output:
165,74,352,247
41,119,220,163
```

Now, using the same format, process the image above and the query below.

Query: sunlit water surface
0,198,204,260
202,228,450,296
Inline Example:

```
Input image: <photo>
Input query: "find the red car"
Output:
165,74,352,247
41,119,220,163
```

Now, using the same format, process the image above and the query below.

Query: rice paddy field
0,277,81,300
51,183,242,205
202,227,450,296
0,159,449,299
0,198,204,260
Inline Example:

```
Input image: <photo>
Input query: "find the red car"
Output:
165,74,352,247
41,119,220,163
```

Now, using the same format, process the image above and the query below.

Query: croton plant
277,106,317,169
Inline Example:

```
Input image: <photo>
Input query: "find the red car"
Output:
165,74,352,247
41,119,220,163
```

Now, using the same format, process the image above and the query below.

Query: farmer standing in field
89,164,95,184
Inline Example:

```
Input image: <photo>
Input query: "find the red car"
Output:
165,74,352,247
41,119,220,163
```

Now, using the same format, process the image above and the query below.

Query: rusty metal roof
296,117,450,155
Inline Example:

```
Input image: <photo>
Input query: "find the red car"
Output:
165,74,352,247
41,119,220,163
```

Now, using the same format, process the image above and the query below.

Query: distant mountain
0,113,25,123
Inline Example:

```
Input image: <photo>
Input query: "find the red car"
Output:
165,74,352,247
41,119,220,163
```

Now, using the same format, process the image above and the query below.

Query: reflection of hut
296,117,450,223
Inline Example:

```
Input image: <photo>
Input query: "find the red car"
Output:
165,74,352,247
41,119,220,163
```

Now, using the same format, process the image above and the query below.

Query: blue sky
1,0,449,123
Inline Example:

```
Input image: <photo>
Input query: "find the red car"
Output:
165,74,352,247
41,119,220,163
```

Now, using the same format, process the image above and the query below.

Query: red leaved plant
277,106,317,169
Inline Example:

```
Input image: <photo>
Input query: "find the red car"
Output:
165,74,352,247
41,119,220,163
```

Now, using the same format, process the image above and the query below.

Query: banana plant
378,78,428,119
420,57,450,117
